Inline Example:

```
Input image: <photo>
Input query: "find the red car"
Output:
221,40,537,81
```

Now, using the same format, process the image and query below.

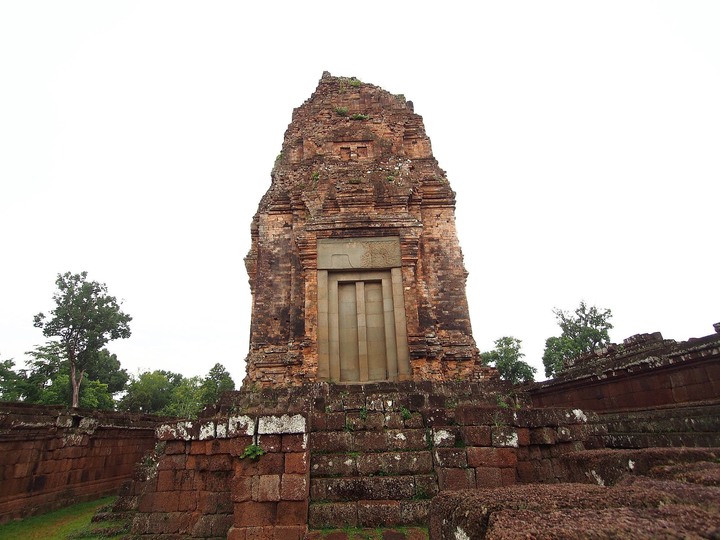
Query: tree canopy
33,271,132,408
119,365,236,418
542,301,613,378
14,343,125,409
482,336,536,385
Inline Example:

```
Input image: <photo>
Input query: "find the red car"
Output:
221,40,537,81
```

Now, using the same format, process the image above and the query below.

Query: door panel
338,282,359,382
364,281,388,381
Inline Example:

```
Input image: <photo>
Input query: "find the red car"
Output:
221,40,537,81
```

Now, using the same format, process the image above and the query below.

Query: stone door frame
317,237,410,382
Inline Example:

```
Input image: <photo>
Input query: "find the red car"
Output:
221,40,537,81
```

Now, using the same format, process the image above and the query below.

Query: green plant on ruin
334,106,349,117
386,174,396,183
348,177,362,184
348,77,362,87
400,406,412,421
350,113,369,120
343,420,354,432
492,411,506,428
359,406,368,420
274,152,283,164
239,443,265,460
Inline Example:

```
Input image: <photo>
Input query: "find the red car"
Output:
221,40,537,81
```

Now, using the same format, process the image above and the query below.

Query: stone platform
120,381,602,538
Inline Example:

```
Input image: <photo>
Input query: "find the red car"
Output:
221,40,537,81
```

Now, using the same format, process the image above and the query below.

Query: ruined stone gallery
244,72,492,386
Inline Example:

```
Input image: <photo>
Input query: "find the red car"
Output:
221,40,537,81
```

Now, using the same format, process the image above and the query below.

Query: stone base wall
0,402,160,523
528,329,720,412
595,400,720,449
529,355,719,411
125,382,600,538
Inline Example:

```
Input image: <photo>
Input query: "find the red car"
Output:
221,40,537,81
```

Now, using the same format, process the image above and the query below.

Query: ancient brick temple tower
245,72,491,386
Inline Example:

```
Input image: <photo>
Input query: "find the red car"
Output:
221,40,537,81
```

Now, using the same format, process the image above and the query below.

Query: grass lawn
0,497,124,540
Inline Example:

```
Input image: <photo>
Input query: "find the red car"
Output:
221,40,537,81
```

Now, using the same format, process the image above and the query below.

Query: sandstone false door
337,277,393,382
317,237,411,383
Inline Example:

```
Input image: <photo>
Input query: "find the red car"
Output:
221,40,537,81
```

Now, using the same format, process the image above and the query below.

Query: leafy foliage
119,364,235,418
240,444,266,460
199,362,236,405
7,343,122,409
33,272,131,407
119,370,184,414
482,336,536,385
0,356,23,402
542,301,613,377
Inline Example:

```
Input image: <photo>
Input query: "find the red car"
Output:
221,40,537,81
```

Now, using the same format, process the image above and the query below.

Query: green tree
119,370,184,414
84,349,129,397
19,343,121,409
119,364,236,418
33,272,132,408
482,336,536,385
18,343,65,403
0,356,24,402
161,376,204,418
542,301,613,378
36,373,114,410
199,363,235,405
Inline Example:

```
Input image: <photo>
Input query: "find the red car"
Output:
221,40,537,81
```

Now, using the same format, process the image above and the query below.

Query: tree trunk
70,360,80,408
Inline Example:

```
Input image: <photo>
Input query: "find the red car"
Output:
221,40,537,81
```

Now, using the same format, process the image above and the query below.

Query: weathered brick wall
125,382,599,537
244,73,488,386
0,402,159,523
595,401,720,448
528,328,720,411
129,413,309,539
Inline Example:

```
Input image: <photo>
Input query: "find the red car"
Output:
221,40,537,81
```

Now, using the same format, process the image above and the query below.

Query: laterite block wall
0,403,159,523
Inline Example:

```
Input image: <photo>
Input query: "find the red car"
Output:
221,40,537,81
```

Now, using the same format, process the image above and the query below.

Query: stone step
305,527,429,540
311,474,437,502
311,450,434,477
308,500,432,529
602,432,720,448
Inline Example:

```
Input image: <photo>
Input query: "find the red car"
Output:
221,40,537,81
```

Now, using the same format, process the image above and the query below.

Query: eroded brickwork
245,73,491,386
529,325,720,411
0,403,158,523
122,382,600,538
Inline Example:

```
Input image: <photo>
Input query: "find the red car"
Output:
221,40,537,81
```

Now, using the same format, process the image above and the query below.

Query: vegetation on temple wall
482,336,536,385
542,301,613,378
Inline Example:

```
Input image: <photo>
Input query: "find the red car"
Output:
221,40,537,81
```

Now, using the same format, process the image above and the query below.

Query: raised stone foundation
123,382,600,538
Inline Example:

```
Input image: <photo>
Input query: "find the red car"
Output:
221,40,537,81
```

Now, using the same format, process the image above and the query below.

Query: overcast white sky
1,1,718,386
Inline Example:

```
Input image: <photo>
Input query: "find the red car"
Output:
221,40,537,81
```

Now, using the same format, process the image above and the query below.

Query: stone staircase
304,381,510,533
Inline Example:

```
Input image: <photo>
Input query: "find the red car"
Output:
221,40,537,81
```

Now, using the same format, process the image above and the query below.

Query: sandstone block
467,447,518,468
253,474,280,502
357,500,401,528
475,466,503,488
281,473,308,500
281,434,307,452
286,452,309,474
276,500,308,525
234,501,277,527
434,448,468,468
437,467,475,491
